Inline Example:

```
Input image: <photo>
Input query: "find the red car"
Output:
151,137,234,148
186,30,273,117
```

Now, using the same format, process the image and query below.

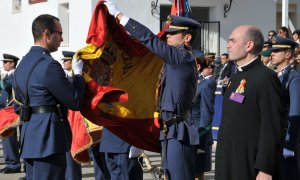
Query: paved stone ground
0,139,216,180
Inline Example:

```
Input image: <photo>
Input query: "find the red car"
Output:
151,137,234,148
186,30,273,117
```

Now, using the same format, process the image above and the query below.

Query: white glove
283,148,295,159
72,55,83,75
129,146,144,158
104,0,120,18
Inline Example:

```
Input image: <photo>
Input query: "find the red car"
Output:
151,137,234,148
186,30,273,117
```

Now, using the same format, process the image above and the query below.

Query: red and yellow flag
75,0,163,153
0,106,19,138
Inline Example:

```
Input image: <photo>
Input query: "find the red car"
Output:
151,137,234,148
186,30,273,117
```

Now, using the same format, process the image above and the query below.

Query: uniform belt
31,105,57,114
158,111,190,134
159,116,182,128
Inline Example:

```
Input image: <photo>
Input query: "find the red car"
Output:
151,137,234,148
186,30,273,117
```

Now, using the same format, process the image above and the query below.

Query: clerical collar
236,56,258,72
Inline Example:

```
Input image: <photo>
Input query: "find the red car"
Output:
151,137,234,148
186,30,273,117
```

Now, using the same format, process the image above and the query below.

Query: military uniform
0,54,21,174
13,46,85,180
191,73,216,175
277,65,300,179
120,15,201,179
215,59,286,180
90,144,111,180
99,128,143,180
61,51,83,180
270,36,300,180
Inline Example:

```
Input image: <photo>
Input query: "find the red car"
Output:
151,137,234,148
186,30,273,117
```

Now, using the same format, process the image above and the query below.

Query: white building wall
114,0,277,53
0,0,92,62
0,0,298,63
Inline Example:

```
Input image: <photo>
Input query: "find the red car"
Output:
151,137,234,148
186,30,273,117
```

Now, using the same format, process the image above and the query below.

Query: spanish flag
71,0,191,157
0,106,19,138
75,0,163,153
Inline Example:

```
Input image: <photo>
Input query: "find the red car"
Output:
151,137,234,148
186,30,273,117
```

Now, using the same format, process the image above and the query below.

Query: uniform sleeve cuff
120,15,129,26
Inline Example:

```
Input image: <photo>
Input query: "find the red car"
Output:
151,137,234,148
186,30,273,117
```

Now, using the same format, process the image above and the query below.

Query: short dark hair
246,26,264,55
293,30,300,36
268,30,277,36
32,14,60,42
196,56,214,72
182,28,198,43
221,53,229,58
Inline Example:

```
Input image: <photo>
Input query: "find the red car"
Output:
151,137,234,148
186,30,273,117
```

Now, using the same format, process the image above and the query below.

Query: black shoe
19,177,26,180
0,167,7,173
3,167,21,174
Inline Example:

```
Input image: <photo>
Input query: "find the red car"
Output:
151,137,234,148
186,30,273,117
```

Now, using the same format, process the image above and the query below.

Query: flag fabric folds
0,106,19,138
74,0,165,153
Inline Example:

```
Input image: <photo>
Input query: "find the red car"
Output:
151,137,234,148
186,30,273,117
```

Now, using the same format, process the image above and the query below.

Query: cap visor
164,28,181,33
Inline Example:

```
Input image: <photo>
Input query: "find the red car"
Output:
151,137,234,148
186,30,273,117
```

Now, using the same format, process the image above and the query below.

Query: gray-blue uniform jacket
13,46,85,158
191,75,216,149
278,65,300,151
0,74,14,108
124,19,198,145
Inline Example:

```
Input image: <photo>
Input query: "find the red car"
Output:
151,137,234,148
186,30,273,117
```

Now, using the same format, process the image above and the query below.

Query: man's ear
44,29,51,40
184,34,192,43
285,50,293,59
246,41,255,53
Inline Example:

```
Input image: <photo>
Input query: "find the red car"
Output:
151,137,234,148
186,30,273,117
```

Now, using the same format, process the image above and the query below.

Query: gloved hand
72,55,84,75
104,0,120,18
283,148,295,159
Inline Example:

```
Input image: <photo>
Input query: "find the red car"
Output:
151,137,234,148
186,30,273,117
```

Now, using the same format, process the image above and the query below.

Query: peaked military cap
193,49,204,58
270,36,298,50
165,15,201,33
260,49,272,57
263,40,271,47
61,51,75,61
1,53,19,62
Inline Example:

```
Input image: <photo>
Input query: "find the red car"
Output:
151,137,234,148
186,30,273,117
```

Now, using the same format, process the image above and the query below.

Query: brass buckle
163,122,168,135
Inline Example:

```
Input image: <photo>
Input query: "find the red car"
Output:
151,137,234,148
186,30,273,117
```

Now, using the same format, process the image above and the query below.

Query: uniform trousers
90,144,110,180
283,145,300,180
24,153,66,180
162,138,197,180
2,129,21,170
65,152,82,180
104,152,143,180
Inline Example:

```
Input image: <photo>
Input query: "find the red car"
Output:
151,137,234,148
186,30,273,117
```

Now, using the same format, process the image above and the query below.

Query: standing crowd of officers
1,0,300,180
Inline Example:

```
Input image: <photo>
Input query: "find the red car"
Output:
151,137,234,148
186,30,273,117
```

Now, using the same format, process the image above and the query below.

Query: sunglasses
3,61,11,64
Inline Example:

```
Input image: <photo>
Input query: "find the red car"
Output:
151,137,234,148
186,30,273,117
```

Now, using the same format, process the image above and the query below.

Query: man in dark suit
13,14,85,180
105,1,201,179
215,25,286,180
0,53,21,174
270,36,300,180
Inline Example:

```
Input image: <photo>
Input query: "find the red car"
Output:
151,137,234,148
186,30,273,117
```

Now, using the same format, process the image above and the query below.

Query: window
58,0,69,46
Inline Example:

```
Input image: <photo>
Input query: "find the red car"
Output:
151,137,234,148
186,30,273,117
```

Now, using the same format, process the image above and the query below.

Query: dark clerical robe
215,59,287,180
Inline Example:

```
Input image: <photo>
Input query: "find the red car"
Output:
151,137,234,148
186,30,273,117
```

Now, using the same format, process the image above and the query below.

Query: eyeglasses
50,29,63,36
268,34,274,36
